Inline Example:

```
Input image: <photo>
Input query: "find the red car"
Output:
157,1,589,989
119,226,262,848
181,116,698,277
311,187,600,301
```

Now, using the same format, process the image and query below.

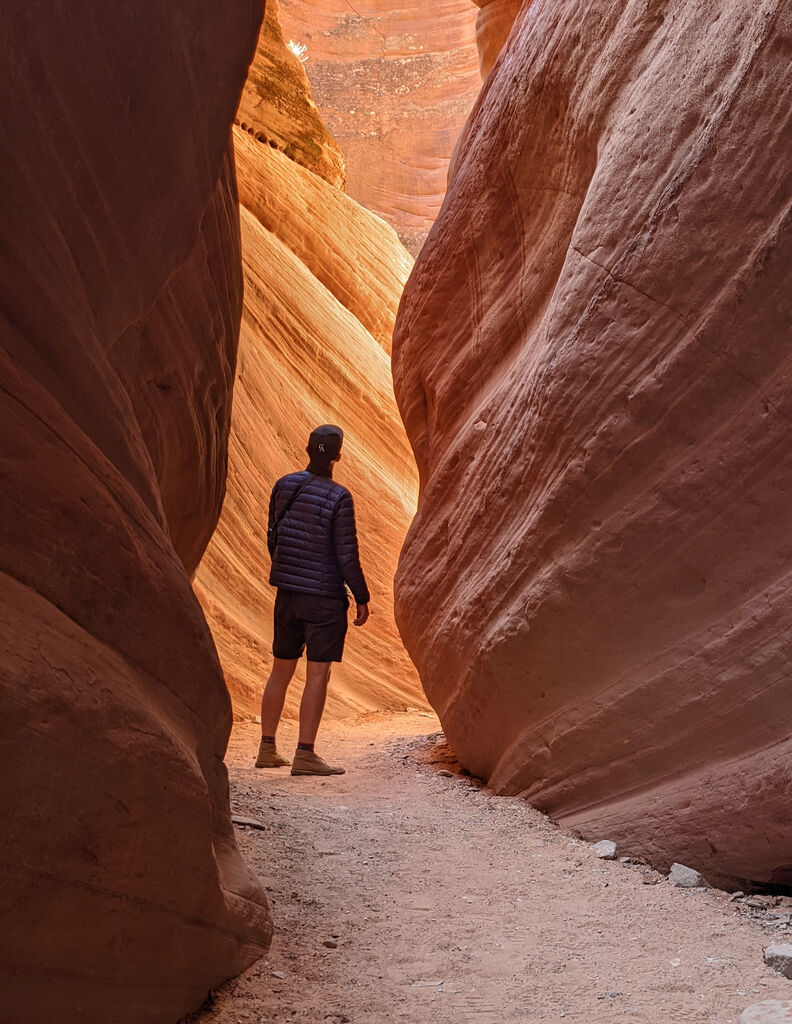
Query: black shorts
272,589,349,663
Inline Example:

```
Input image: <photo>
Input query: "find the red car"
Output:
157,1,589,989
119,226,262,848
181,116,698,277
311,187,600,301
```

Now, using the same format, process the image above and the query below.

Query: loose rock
763,945,792,979
438,769,453,778
739,999,792,1023
323,940,338,949
669,863,707,888
594,840,617,860
231,815,266,830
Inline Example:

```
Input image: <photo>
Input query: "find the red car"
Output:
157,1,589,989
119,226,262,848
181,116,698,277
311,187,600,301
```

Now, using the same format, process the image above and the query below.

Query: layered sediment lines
278,0,481,253
196,129,422,719
195,24,424,720
0,4,271,1021
393,0,792,888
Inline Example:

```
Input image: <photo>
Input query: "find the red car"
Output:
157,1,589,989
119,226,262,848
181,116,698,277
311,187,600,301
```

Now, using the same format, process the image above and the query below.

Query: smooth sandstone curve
195,129,424,720
393,0,792,888
471,0,524,78
0,3,270,1021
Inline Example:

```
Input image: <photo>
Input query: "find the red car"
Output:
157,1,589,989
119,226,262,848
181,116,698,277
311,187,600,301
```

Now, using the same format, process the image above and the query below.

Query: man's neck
306,461,333,479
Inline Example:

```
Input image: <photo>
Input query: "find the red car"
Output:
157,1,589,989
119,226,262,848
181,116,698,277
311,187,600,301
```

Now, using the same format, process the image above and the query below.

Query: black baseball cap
307,424,344,460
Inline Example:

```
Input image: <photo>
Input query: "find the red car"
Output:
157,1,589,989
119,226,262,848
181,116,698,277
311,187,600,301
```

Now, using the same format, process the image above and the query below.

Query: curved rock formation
277,0,481,253
472,0,523,78
195,126,424,721
0,3,270,1021
393,0,792,888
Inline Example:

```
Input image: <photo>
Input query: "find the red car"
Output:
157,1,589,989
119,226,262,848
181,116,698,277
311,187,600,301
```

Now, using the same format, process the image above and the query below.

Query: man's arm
266,482,279,558
332,491,370,623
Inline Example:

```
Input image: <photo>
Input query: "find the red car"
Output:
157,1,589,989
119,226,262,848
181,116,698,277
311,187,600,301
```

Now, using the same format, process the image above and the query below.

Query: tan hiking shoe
255,739,290,768
290,749,345,776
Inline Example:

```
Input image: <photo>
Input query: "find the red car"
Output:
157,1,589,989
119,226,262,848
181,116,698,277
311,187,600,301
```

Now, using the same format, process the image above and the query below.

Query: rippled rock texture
393,0,792,888
278,0,480,253
0,3,271,1021
195,21,424,719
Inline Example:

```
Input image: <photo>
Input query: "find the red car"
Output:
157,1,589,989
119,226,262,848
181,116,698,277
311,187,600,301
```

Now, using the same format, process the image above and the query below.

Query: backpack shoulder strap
272,474,314,530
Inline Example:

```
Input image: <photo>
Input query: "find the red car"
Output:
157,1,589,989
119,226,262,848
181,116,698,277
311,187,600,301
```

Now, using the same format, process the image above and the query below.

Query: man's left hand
354,602,370,626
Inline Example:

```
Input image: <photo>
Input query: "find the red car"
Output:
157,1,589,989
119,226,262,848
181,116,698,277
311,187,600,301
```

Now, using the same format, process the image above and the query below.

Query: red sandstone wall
472,0,523,78
0,3,271,1021
195,10,425,720
236,0,346,189
393,0,792,888
278,0,481,253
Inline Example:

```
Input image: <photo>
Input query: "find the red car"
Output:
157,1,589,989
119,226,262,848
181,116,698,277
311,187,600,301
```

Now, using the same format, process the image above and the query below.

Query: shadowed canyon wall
0,3,271,1021
393,0,792,888
278,0,481,253
195,7,425,720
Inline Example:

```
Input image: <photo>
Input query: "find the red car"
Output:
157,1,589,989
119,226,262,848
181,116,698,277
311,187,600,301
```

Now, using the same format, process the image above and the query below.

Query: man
255,424,370,776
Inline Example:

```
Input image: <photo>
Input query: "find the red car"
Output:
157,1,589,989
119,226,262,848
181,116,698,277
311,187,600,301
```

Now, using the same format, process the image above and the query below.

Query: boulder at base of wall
393,0,792,889
0,3,271,1022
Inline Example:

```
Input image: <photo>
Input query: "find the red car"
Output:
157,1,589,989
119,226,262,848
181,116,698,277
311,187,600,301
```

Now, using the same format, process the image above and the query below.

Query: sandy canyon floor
185,714,791,1024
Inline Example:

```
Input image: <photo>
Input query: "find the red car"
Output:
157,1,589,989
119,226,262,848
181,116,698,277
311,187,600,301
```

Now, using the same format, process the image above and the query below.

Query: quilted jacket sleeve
332,491,370,605
266,482,278,559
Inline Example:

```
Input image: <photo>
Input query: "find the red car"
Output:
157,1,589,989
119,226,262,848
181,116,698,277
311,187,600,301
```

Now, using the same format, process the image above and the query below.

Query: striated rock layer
195,127,424,721
0,3,270,1021
278,0,481,253
393,0,792,888
237,0,346,188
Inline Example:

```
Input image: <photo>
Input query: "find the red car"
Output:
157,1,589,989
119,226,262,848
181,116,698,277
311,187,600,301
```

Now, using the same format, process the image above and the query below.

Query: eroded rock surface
472,0,524,78
237,0,345,188
278,0,481,253
195,126,424,721
0,3,270,1021
393,0,792,888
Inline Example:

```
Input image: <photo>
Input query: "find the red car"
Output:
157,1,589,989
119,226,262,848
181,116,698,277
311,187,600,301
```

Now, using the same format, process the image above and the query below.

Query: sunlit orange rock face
236,0,345,188
472,0,523,78
0,3,271,1021
277,0,481,254
393,0,792,888
195,15,424,720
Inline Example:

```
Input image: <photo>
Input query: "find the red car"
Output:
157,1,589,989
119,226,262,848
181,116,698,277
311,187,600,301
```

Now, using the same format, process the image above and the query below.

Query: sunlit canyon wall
393,0,792,888
195,0,426,720
0,2,272,1022
277,0,481,253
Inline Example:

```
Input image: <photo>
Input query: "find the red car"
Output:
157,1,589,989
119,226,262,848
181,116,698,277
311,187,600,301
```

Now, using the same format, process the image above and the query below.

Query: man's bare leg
260,657,298,736
255,657,298,767
298,660,332,745
292,660,345,775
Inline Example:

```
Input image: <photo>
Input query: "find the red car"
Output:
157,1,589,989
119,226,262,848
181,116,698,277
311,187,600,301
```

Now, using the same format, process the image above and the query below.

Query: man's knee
268,657,298,685
306,660,332,685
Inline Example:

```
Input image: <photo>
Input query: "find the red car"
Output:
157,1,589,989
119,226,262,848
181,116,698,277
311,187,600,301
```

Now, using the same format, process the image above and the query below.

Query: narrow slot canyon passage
184,717,791,1023
4,0,792,1021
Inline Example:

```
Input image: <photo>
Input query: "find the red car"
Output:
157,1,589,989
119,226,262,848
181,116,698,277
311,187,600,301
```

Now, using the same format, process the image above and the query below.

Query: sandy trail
185,713,790,1023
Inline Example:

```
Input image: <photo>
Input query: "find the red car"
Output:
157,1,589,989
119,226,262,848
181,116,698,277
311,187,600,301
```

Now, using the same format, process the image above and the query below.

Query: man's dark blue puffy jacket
268,469,370,605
